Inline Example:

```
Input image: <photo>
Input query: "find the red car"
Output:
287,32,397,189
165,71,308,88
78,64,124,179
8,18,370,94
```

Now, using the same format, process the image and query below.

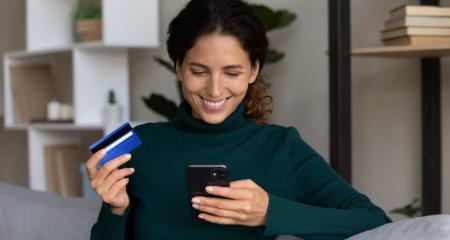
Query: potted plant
72,0,102,42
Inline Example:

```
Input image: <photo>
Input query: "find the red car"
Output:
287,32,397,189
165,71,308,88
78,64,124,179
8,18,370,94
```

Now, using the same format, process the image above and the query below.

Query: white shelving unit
2,0,159,193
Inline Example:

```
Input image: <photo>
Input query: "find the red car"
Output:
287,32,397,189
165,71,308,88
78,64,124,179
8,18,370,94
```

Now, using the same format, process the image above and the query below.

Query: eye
225,72,241,77
191,70,207,76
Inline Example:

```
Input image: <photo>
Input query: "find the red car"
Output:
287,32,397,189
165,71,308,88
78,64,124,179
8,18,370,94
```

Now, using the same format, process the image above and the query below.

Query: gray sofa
1,182,449,240
0,182,101,240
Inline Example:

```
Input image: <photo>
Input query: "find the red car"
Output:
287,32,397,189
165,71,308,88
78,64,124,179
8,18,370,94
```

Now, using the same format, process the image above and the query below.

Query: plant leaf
266,48,285,63
250,4,296,32
389,198,422,218
153,57,176,74
142,94,178,120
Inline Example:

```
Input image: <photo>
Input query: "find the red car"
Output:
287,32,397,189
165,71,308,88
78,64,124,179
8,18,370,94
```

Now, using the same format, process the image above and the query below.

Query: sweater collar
175,101,250,134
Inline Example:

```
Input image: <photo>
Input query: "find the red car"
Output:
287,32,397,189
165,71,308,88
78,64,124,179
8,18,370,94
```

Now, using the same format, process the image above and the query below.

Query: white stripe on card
105,131,133,152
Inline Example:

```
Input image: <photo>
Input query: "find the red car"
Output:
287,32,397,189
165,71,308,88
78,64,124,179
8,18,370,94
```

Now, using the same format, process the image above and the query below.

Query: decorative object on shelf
142,3,297,120
72,0,102,42
103,89,122,134
382,5,450,46
390,198,423,218
59,103,74,121
47,100,60,121
46,100,74,122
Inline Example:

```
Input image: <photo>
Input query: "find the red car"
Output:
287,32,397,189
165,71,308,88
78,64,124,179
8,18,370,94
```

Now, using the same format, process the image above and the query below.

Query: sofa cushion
0,182,101,240
347,214,450,240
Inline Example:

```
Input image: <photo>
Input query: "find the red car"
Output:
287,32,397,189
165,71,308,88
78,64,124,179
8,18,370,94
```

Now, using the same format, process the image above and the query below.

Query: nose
206,73,223,98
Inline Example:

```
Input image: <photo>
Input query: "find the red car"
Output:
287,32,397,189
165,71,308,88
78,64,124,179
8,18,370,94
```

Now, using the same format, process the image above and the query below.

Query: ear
176,62,183,82
249,61,260,84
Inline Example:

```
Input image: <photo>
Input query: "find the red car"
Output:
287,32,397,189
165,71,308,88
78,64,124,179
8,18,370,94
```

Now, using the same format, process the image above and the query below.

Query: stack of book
382,5,450,46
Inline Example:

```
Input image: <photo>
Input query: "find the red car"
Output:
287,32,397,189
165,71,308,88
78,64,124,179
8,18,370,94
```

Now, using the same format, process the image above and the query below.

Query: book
385,16,450,30
43,144,84,197
382,27,450,40
390,5,450,19
10,64,57,124
383,36,450,46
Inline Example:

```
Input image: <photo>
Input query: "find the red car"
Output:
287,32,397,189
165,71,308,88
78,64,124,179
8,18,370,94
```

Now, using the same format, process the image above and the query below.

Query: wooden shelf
352,45,450,58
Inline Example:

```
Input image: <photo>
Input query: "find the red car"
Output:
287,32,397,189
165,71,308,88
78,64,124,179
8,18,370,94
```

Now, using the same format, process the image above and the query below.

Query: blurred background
0,0,449,222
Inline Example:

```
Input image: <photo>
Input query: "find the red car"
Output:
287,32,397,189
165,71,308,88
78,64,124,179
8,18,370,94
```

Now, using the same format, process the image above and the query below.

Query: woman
88,0,391,239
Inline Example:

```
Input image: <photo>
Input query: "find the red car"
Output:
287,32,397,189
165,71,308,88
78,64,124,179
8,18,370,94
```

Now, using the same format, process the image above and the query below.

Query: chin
199,113,228,124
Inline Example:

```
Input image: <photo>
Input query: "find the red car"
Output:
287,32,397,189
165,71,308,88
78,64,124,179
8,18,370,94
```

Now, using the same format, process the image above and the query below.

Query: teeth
203,98,226,107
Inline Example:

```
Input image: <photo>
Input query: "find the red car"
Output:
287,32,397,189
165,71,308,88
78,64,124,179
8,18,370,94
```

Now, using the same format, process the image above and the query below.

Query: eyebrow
188,62,244,70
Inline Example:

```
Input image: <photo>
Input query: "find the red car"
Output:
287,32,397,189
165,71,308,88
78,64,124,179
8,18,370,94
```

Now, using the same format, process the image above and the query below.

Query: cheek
228,79,250,96
181,75,204,94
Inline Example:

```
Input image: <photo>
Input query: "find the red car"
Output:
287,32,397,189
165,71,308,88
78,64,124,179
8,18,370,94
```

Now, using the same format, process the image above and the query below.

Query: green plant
72,0,101,22
390,198,423,218
108,89,116,105
142,3,297,120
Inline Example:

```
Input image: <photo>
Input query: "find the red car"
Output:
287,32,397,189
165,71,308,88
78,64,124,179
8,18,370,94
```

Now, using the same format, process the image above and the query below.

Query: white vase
103,104,122,134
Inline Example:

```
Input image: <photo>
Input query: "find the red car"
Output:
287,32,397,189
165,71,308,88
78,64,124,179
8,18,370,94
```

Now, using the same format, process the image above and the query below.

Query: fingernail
130,168,135,173
192,198,200,203
192,204,199,209
205,186,213,192
125,154,132,160
198,214,204,219
125,178,129,183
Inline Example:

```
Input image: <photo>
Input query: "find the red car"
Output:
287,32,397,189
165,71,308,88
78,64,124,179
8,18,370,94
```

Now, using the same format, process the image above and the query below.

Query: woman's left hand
191,179,269,227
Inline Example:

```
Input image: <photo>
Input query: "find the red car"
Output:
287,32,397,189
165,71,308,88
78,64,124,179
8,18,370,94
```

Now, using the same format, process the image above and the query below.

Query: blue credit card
89,122,142,167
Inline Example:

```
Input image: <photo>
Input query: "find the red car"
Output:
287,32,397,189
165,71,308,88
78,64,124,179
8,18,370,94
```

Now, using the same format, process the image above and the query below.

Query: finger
205,185,253,200
105,178,129,202
192,204,247,221
96,168,134,196
86,149,107,179
198,213,237,225
192,197,248,212
95,154,132,183
230,179,256,189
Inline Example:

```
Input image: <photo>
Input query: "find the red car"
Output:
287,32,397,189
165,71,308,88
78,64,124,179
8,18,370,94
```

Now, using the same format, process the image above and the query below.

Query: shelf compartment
352,45,450,57
4,48,130,129
3,52,73,128
28,129,103,191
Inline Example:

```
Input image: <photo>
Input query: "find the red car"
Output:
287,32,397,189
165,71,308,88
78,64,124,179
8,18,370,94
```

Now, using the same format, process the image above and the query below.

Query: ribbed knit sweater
90,101,391,240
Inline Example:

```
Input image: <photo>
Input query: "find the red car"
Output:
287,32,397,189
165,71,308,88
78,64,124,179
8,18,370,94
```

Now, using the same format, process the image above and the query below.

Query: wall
0,0,28,187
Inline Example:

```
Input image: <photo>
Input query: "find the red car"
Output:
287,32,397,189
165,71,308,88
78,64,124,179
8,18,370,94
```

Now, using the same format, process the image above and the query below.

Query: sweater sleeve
89,201,132,240
263,128,391,239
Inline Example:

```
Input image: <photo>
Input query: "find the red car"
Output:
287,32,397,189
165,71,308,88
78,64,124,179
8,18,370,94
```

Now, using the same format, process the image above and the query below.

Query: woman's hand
191,179,269,227
85,149,135,216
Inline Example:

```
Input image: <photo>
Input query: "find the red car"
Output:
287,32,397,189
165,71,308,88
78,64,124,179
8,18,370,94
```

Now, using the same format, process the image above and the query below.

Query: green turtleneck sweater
90,101,391,240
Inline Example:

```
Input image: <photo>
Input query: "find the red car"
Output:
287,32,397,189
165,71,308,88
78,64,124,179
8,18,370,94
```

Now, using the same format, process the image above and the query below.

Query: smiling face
176,34,259,124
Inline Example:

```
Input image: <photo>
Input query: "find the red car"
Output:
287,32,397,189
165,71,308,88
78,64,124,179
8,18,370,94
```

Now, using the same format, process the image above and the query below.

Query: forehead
184,34,251,67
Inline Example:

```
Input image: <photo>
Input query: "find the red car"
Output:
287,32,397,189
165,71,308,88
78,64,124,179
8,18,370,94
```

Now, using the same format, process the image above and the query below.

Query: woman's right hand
85,149,135,216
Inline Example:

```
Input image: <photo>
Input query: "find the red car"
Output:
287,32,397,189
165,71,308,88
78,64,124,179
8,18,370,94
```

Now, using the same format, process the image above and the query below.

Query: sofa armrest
347,214,450,240
0,182,101,240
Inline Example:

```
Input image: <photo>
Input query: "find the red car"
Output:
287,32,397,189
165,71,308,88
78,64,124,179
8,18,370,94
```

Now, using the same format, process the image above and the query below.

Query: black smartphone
185,164,230,219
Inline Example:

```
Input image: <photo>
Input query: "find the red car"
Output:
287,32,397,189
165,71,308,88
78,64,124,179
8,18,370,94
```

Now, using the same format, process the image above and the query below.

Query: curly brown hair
244,77,272,124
